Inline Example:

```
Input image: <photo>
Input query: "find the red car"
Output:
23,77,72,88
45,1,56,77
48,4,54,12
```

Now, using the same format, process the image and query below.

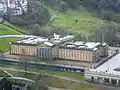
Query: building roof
11,33,75,47
87,53,120,76
96,53,120,72
60,41,107,51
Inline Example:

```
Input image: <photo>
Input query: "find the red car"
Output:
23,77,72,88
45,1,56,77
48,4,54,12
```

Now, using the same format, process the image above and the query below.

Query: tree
83,0,98,8
66,0,80,9
8,0,51,26
59,2,69,13
83,0,120,13
29,24,41,36
28,24,52,36
100,10,113,21
29,75,48,90
0,50,2,56
41,0,56,5
19,56,31,74
75,33,87,41
97,0,108,10
93,23,120,46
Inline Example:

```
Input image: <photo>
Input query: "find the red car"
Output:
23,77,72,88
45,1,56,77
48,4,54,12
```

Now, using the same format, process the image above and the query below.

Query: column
117,80,119,85
109,79,112,83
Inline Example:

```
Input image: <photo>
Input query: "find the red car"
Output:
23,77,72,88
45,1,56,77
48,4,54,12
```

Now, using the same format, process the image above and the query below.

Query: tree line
40,0,120,22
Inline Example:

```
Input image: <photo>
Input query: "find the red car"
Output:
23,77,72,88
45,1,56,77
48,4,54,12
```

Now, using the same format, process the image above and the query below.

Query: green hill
0,21,28,35
48,6,108,36
0,23,21,35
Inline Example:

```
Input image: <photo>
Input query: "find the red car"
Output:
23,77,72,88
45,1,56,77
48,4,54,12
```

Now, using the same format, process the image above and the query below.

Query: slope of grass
0,23,21,35
3,21,28,34
49,6,108,36
0,38,21,52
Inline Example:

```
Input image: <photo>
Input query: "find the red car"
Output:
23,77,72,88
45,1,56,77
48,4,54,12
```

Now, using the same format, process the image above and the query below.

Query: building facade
37,43,54,59
58,41,108,63
10,34,75,60
0,0,27,16
10,44,37,56
58,48,93,62
7,0,27,15
0,0,7,16
10,34,109,67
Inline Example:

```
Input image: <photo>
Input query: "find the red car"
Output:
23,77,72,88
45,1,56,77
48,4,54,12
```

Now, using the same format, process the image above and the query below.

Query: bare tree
29,75,48,90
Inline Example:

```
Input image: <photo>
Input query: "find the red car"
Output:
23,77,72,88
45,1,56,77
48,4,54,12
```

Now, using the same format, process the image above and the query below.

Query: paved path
0,35,38,38
48,86,67,90
3,70,14,77
7,76,35,83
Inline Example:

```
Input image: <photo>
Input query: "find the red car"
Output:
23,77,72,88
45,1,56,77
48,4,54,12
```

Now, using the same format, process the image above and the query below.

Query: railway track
0,57,85,74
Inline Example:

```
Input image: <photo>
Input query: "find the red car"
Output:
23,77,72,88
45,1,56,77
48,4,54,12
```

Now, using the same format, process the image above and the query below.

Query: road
0,67,119,90
0,35,38,38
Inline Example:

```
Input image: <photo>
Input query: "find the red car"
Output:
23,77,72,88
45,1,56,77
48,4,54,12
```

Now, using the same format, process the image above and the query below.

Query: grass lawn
0,21,26,52
0,38,21,52
48,6,108,36
6,71,115,90
43,76,115,90
0,64,84,79
0,23,21,35
27,68,84,79
3,21,28,34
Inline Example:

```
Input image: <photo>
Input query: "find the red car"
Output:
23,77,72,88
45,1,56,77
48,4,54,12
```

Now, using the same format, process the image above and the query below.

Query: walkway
0,35,38,38
7,76,35,83
48,86,67,90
